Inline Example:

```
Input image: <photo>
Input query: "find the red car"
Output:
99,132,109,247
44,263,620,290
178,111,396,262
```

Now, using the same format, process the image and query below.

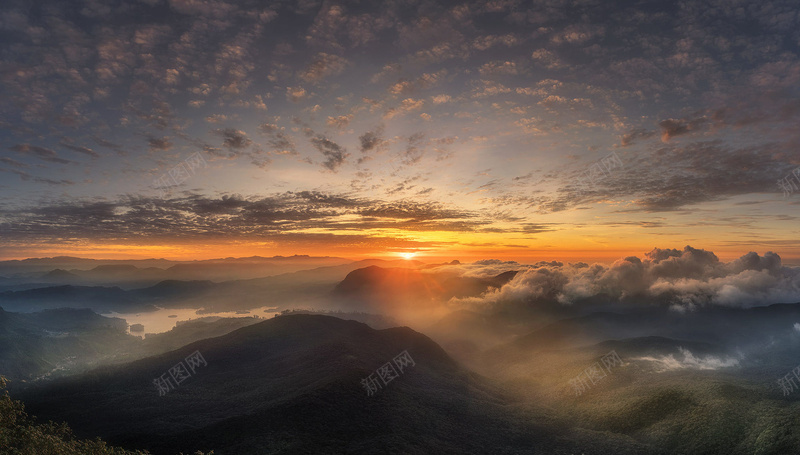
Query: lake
103,306,280,338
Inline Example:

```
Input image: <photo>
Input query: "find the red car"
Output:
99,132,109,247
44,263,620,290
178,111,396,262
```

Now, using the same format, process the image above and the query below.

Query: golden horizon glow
3,240,799,266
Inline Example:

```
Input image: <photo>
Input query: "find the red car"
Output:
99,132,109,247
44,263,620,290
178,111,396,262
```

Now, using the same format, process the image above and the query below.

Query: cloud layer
452,246,800,310
0,0,799,258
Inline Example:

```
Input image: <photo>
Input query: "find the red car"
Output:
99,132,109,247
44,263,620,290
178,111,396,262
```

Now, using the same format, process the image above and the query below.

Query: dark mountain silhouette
130,279,218,300
333,265,519,304
88,264,141,275
0,285,155,313
41,268,82,282
19,314,658,455
0,255,355,289
0,257,174,277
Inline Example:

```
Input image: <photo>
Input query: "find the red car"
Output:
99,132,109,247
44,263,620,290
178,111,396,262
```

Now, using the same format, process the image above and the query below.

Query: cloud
472,34,520,51
387,70,447,95
168,0,237,17
0,192,487,248
535,140,796,213
1,168,74,185
358,126,387,154
286,86,308,102
0,157,26,168
305,4,391,50
634,347,740,372
310,135,349,171
214,128,252,149
479,61,518,76
531,48,565,69
659,116,709,142
551,24,605,45
450,246,800,310
401,133,425,165
60,142,100,158
9,144,75,164
300,52,348,82
326,114,353,129
259,123,297,155
148,137,173,151
384,98,424,119
618,128,656,147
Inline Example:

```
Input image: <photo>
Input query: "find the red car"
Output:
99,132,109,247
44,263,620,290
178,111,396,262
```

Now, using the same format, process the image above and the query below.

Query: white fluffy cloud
634,347,740,372
450,246,800,310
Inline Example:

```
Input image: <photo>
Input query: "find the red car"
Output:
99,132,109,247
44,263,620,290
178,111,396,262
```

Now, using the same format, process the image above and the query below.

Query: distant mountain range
0,255,356,288
0,262,492,315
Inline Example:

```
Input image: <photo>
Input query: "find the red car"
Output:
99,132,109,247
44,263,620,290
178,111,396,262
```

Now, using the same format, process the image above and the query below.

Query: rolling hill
18,314,659,455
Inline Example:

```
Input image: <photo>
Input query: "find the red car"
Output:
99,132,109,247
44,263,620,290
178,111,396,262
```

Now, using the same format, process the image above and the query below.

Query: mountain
0,255,355,289
0,307,136,381
0,305,273,382
162,256,351,281
332,265,518,305
0,257,174,276
130,279,218,300
0,285,156,313
41,268,82,283
19,315,659,455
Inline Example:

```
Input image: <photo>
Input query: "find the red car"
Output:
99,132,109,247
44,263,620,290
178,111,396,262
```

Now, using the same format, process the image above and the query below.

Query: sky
0,0,798,262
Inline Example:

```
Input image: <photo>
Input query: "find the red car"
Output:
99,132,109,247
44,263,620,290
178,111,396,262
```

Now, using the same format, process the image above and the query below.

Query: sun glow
400,252,417,260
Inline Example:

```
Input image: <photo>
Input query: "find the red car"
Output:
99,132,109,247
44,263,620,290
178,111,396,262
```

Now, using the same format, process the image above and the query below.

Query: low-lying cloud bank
451,246,800,310
634,347,741,372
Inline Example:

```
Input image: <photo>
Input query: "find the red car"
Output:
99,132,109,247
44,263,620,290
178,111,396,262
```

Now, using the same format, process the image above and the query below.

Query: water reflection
103,306,279,338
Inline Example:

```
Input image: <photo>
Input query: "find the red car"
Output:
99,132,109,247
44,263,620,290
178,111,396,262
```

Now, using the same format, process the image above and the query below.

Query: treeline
0,376,211,455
